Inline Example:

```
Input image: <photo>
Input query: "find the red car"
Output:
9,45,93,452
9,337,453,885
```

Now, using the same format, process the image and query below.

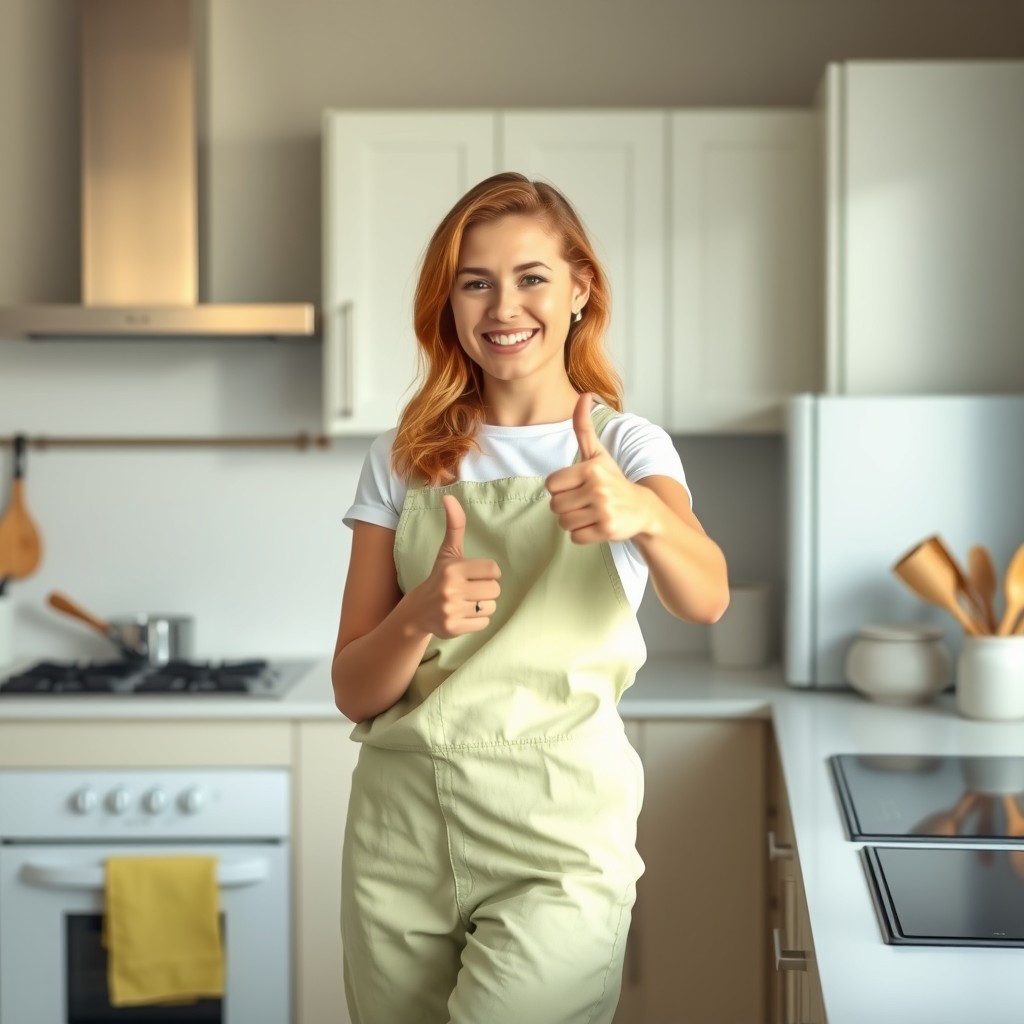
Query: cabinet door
670,112,821,433
293,720,361,1024
629,718,766,1023
613,719,644,1024
825,62,1024,395
500,112,668,424
322,112,496,435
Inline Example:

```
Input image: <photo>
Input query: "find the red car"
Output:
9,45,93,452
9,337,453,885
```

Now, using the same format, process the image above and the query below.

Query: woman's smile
482,327,538,350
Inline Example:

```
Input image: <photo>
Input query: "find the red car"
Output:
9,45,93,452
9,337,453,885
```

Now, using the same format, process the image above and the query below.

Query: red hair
391,172,623,485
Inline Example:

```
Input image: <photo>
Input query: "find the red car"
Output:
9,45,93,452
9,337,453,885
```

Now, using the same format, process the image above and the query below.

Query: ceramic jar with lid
844,623,953,704
956,636,1024,720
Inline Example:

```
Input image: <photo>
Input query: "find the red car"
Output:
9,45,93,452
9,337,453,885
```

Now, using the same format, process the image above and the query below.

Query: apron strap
573,403,619,465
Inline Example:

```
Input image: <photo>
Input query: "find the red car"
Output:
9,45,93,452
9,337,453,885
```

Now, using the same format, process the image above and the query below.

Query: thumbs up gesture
414,494,501,638
546,393,648,544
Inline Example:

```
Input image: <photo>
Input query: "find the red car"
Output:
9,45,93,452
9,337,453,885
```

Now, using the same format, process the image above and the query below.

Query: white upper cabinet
822,61,1024,395
322,107,821,435
501,112,669,425
670,112,821,432
322,112,495,435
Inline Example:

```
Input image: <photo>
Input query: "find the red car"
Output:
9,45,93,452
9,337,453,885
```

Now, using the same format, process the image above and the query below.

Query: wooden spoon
0,435,43,584
892,537,984,636
46,591,143,661
997,543,1024,637
967,544,999,634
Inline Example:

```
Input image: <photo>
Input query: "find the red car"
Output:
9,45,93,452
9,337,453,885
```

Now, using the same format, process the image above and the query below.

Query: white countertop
3,654,1022,1022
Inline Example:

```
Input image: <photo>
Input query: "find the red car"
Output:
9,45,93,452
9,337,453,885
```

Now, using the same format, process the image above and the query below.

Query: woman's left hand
545,393,652,544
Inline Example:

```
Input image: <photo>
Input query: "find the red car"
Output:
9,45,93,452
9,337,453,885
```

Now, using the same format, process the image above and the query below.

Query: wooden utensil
892,536,984,636
967,544,999,634
0,435,42,588
46,591,142,661
997,543,1024,637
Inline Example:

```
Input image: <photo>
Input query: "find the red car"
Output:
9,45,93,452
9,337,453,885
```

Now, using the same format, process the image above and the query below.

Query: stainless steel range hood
0,0,314,340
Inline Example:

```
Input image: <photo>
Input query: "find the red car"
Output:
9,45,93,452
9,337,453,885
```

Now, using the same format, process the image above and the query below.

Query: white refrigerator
785,394,1024,688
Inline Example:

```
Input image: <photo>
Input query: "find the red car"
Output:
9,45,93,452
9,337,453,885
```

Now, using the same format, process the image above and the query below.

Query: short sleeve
601,414,692,509
342,429,406,530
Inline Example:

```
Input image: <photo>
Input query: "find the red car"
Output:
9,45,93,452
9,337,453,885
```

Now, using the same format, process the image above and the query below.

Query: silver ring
475,601,481,613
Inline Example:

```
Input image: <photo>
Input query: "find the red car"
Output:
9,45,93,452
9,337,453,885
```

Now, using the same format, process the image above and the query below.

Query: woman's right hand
414,494,501,637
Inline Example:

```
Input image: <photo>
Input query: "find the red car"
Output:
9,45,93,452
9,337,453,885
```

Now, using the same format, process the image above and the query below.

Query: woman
333,171,728,1024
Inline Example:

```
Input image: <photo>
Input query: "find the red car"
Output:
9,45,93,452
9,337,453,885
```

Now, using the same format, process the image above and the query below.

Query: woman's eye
521,274,546,287
462,279,490,291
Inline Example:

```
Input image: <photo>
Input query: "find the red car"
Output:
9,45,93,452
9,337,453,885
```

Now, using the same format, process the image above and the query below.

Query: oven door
0,843,290,1024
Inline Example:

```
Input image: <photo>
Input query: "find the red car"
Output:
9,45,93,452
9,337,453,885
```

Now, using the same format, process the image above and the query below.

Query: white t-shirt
343,408,690,611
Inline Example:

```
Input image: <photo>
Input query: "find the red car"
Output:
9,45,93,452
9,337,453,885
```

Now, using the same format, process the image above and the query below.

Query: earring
572,309,582,323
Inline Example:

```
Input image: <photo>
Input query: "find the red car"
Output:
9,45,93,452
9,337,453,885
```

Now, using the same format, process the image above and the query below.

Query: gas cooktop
0,658,312,698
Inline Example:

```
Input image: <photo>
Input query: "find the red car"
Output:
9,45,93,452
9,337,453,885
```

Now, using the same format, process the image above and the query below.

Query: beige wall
1,0,1022,308
0,1,1020,662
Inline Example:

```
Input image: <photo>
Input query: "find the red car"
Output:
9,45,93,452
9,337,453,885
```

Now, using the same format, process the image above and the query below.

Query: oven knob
179,786,207,815
142,788,169,814
106,787,131,815
71,787,98,814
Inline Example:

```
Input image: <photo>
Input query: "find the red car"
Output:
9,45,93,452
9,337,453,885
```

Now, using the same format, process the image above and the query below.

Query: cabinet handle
772,927,808,972
767,830,794,861
336,301,354,418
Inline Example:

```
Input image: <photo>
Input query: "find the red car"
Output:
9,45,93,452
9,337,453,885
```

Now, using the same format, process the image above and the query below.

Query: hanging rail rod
0,433,331,451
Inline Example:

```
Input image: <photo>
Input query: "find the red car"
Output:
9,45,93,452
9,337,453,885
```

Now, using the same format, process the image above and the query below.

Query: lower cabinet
293,719,359,1024
766,737,826,1024
615,718,767,1024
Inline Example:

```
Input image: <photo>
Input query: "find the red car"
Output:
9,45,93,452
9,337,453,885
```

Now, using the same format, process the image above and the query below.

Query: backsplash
0,342,784,661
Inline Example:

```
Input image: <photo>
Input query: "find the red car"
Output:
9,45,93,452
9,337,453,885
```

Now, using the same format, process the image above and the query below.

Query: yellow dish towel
104,855,225,1007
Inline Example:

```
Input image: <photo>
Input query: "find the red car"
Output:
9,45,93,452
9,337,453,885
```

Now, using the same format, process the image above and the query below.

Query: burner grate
0,657,302,698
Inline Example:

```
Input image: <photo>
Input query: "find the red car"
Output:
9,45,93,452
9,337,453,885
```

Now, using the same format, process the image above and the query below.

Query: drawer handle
773,926,808,972
767,830,794,861
21,857,270,892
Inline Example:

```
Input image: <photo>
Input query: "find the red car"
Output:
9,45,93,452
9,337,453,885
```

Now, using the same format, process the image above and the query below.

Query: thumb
438,494,466,559
573,392,602,461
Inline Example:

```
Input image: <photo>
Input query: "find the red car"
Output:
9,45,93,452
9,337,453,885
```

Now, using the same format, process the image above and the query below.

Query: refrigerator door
785,394,1024,687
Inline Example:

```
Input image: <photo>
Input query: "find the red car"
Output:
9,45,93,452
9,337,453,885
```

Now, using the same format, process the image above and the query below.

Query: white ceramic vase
844,623,952,705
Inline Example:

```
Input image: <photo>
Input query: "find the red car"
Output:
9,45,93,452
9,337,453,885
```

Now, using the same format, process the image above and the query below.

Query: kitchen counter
2,655,1022,1022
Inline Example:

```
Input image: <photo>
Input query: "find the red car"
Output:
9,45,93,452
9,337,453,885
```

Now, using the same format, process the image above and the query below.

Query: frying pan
0,435,43,593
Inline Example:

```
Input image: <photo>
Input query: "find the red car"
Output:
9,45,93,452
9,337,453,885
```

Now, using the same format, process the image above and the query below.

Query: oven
0,769,290,1023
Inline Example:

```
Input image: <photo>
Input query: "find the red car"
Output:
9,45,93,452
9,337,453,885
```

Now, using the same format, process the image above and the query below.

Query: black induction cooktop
830,754,1024,844
862,845,1024,947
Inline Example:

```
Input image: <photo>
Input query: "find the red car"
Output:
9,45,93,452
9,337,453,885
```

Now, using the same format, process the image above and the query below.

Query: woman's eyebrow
455,261,553,277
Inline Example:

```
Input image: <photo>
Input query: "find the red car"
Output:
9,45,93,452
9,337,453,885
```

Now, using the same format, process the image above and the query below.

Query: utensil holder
956,637,1024,721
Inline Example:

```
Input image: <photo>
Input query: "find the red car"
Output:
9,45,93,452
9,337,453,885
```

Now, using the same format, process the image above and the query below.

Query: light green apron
342,407,648,1024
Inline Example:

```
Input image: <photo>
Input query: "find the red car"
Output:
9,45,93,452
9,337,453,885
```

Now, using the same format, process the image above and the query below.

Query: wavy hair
391,172,623,485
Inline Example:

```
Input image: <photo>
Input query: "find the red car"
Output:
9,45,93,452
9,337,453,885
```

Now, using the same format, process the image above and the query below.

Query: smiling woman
330,171,729,1024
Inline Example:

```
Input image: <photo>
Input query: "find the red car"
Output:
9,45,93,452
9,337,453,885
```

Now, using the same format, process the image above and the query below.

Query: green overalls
341,408,648,1024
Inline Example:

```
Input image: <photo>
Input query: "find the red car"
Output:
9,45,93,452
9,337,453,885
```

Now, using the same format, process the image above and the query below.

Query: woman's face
448,214,589,392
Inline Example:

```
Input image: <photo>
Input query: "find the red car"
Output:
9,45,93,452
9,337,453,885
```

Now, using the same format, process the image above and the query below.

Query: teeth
486,330,534,346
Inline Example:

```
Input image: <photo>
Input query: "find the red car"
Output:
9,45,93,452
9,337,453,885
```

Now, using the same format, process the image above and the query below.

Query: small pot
47,590,194,666
105,614,194,665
